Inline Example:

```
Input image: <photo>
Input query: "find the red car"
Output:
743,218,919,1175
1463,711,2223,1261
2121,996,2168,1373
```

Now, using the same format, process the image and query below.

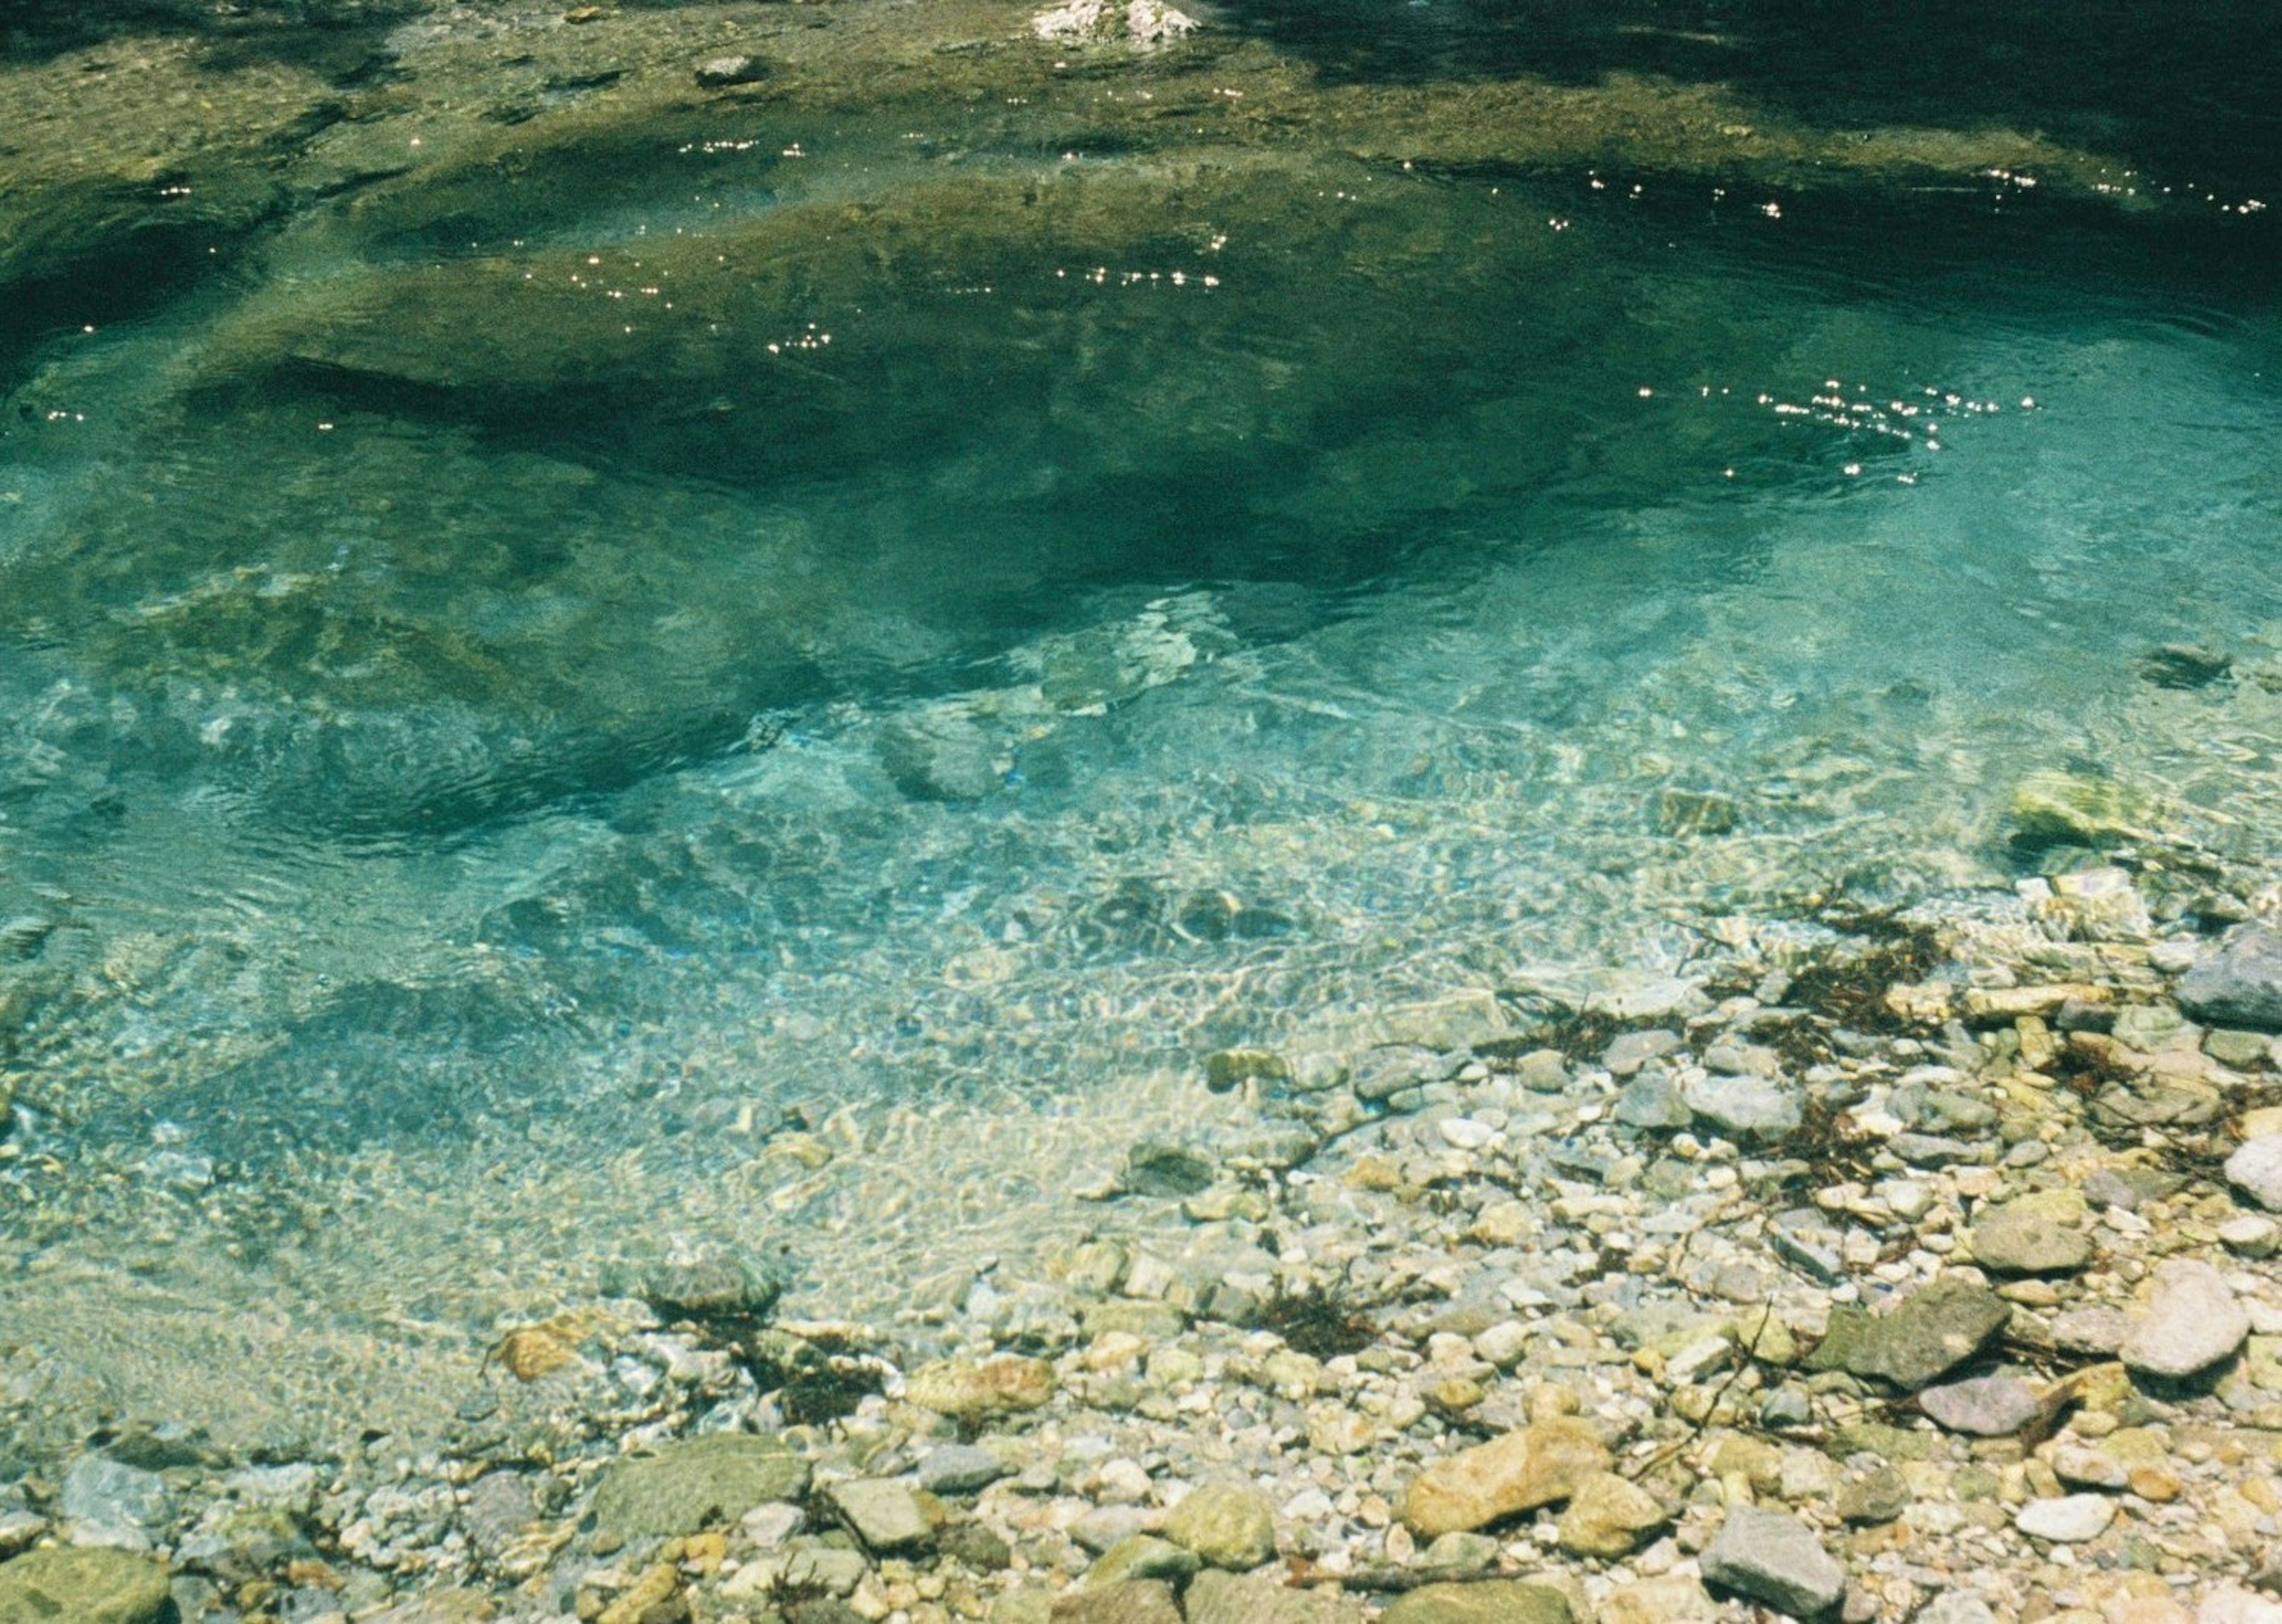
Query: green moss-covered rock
2009,771,2161,848
1807,1276,2010,1392
1380,1579,1577,1624
590,1432,811,1541
0,1545,172,1624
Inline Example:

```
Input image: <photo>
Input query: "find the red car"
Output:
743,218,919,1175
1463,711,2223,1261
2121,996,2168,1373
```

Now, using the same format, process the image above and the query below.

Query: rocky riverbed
13,852,2282,1624
6,2,2282,1622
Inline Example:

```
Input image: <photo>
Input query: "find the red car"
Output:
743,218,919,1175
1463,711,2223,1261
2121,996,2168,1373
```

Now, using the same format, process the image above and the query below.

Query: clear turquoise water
1,8,2279,1445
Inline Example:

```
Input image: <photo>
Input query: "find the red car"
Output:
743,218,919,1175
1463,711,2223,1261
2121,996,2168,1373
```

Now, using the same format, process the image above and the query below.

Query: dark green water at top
0,0,2277,1448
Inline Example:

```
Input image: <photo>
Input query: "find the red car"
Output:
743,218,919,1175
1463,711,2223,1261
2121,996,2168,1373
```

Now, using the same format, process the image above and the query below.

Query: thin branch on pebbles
1622,1301,1776,1483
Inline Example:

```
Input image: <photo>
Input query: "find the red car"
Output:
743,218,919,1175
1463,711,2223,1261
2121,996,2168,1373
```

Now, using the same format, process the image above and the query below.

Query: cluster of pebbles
13,863,2282,1624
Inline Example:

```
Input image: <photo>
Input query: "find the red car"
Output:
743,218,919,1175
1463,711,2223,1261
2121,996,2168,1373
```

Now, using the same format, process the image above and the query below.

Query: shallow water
1,0,2279,1454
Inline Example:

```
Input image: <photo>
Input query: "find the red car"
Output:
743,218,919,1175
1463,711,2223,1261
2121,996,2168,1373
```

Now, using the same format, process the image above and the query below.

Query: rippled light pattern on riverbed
0,0,2277,1452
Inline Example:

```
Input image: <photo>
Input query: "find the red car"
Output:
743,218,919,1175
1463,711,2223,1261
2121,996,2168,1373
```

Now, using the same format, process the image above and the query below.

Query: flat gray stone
1918,1374,2041,1437
1603,1029,1681,1078
2053,1304,2130,1357
591,1432,811,1541
1968,1206,2092,1275
59,1455,168,1548
1681,1072,1802,1139
0,1545,172,1624
827,1478,935,1555
2013,1494,2116,1543
1700,1505,1846,1617
1888,1132,1993,1168
918,1443,1007,1495
2179,926,2282,1030
2226,1135,2282,1212
1614,1071,1692,1130
2120,1258,2249,1379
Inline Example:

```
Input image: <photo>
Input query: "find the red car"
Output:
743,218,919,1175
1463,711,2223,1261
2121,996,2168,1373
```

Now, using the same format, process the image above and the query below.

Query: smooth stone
2198,1587,2282,1624
1417,1531,1500,1575
827,1480,935,1556
2053,1305,2131,1357
694,54,770,88
1379,1579,1577,1624
1968,1206,2092,1275
2226,1136,2282,1213
1605,1030,1681,1077
590,1433,812,1541
1049,1579,1184,1624
1614,1071,1693,1130
1087,1537,1199,1588
0,1546,173,1624
628,1248,786,1321
1600,1575,1719,1624
1555,1471,1668,1557
1680,1072,1802,1139
919,1443,1008,1495
1164,1480,1276,1570
1186,1569,1369,1624
1887,1132,1992,1168
59,1455,169,1548
2120,1259,2249,1379
906,1355,1056,1418
2179,926,2282,1031
2220,1215,2282,1258
2013,1494,2117,1543
1699,1505,1846,1618
1400,1418,1613,1537
1834,1465,1910,1525
1918,1374,2043,1437
1807,1277,2012,1392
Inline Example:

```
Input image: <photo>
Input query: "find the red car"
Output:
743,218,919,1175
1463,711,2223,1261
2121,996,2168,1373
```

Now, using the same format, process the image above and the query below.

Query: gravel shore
12,860,2282,1624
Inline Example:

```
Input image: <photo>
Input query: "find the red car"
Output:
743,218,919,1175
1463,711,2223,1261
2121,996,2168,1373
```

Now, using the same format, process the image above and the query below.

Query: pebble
1968,1204,2094,1275
1554,1471,1669,1557
1679,1071,1802,1139
2227,1136,2282,1213
826,1479,934,1556
920,1445,1008,1495
1918,1374,2042,1436
1700,1504,1847,1617
693,53,770,87
1162,1480,1276,1571
2013,1493,2118,1543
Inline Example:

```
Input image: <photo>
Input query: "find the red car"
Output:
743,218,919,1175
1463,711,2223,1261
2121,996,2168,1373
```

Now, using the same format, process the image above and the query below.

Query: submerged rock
1808,1276,2010,1392
1379,1580,1575,1624
1700,1505,1846,1617
0,1544,172,1624
1163,1481,1276,1571
1400,1417,1610,1537
2120,1259,2249,1380
590,1433,811,1542
2180,927,2282,1032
